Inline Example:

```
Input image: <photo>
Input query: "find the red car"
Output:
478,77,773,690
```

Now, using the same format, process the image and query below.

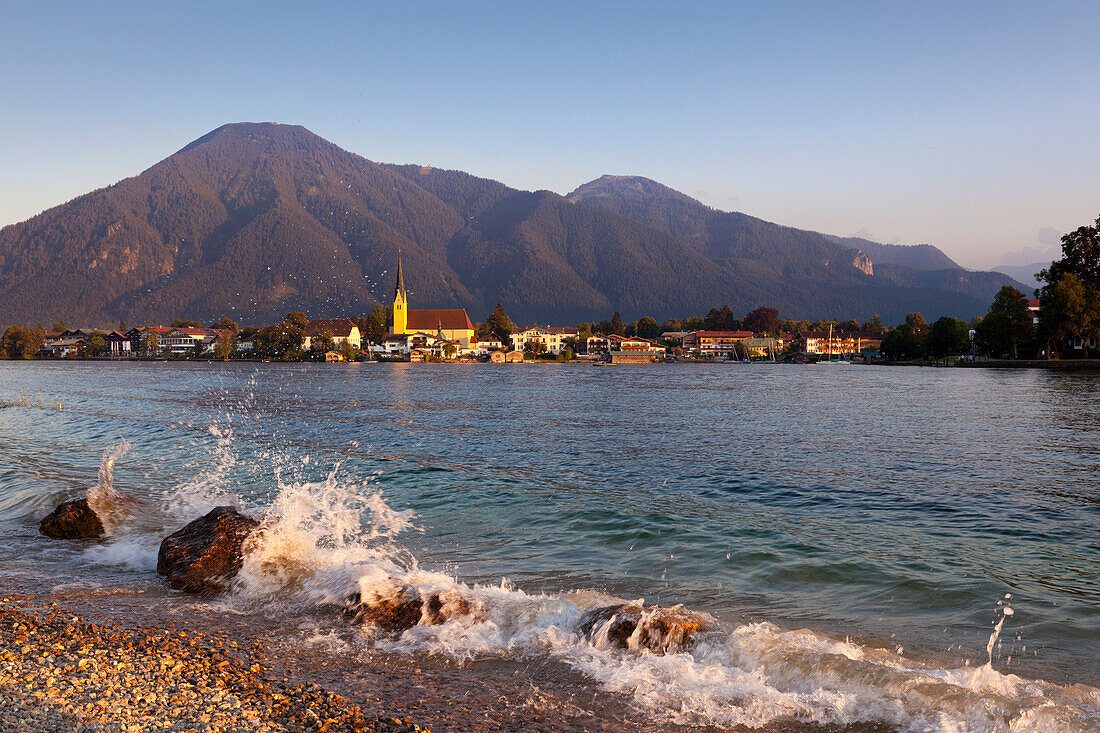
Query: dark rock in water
579,602,716,653
342,577,482,632
156,506,259,594
39,498,104,539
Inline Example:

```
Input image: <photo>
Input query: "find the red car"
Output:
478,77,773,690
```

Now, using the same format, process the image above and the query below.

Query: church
388,253,475,350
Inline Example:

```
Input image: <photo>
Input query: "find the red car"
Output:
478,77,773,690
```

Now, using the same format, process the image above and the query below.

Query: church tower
392,251,408,334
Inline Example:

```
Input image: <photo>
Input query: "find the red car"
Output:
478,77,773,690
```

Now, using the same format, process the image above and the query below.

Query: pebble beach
0,596,424,733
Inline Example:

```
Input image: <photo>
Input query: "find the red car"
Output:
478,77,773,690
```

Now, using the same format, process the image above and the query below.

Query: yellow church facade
390,254,475,349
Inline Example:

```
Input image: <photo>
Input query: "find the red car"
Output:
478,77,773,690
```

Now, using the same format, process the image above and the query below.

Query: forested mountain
0,124,1026,327
822,235,960,271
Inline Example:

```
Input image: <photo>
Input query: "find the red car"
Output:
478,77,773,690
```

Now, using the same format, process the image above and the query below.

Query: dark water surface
1,361,1097,730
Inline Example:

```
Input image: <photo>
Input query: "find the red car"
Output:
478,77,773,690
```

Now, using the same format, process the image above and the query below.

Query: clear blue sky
2,1,1097,268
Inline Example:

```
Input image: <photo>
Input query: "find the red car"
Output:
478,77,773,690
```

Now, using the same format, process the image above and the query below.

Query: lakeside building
471,334,504,354
608,334,667,363
581,335,610,355
682,330,754,358
797,331,883,356
303,319,361,351
511,326,578,354
741,336,779,358
161,327,231,355
1028,298,1040,327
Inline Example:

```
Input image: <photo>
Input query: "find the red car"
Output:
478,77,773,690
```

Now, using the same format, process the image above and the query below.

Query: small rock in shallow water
156,506,259,594
343,577,483,632
579,602,716,653
39,499,104,540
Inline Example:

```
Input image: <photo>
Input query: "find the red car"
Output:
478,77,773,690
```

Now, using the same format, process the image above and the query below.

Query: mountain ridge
0,123,1026,327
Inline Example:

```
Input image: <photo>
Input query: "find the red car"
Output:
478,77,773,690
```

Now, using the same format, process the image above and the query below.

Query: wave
75,436,1100,732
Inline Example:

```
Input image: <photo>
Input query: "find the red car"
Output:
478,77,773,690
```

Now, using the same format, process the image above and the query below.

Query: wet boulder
39,498,104,539
342,576,481,632
156,506,259,594
580,602,716,653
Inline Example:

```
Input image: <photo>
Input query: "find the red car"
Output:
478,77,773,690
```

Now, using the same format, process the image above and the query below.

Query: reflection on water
0,361,1098,728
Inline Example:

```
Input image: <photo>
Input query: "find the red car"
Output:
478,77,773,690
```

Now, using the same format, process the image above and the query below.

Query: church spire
394,250,406,300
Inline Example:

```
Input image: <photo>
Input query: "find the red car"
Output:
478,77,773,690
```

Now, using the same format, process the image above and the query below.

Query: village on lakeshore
1,245,1098,366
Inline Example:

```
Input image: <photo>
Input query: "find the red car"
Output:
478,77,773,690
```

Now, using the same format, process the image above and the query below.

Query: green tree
881,324,923,361
837,319,861,333
255,322,305,360
562,346,575,361
905,312,928,333
86,331,108,358
481,303,516,342
523,340,547,357
704,306,735,331
141,328,160,357
635,316,660,339
284,311,309,329
340,339,357,362
976,286,1033,359
171,318,201,328
214,330,236,359
1037,214,1100,356
191,339,205,358
354,305,392,344
213,317,239,333
50,322,66,333
862,315,886,335
927,317,971,359
310,329,335,355
609,311,625,336
1041,273,1099,357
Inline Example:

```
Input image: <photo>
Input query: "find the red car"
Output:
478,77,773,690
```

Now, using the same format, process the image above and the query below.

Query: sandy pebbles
0,596,425,732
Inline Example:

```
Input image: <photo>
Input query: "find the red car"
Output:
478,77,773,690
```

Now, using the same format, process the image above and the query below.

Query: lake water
0,361,1097,731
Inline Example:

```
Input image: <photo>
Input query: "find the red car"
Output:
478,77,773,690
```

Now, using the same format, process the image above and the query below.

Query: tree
86,331,108,358
1041,273,1099,357
562,346,575,361
171,318,201,328
50,322,66,333
213,317,239,333
743,307,780,335
905,312,928,333
862,315,886,335
837,319,861,334
310,329,335,355
927,317,971,359
191,339,205,358
523,340,547,357
443,343,457,360
1,326,45,359
284,311,309,329
354,305,392,345
880,324,924,361
732,341,750,360
635,316,661,339
214,330,236,359
481,303,516,342
975,286,1033,359
1039,214,1100,291
141,328,160,357
340,339,357,362
1038,214,1100,356
704,306,735,331
255,322,304,360
609,311,625,335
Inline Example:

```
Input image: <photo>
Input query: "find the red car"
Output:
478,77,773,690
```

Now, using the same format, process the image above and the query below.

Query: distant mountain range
990,263,1045,293
0,123,1028,327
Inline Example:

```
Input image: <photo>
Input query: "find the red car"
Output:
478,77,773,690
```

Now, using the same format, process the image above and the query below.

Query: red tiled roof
407,309,474,331
1027,299,1040,307
691,331,753,339
306,318,357,337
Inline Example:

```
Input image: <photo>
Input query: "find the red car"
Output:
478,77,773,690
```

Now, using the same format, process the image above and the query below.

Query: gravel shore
0,596,426,732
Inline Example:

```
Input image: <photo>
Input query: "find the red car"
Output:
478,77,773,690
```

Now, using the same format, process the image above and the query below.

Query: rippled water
1,361,1097,731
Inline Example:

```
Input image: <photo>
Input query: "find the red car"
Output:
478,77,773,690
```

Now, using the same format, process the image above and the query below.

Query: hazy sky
2,1,1097,268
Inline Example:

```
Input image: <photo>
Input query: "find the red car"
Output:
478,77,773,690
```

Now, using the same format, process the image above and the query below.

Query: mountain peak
568,175,702,207
178,121,328,154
